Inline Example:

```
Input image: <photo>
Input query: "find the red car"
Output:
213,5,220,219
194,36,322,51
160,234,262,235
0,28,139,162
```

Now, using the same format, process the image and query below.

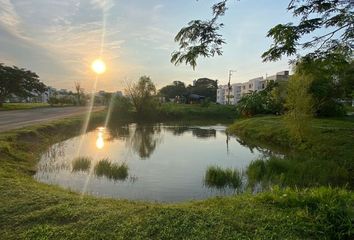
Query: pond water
34,123,268,202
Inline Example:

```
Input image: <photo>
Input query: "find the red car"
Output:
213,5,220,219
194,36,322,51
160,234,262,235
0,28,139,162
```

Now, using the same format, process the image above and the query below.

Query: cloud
0,0,30,40
0,0,127,90
153,4,164,11
0,0,20,27
90,0,114,11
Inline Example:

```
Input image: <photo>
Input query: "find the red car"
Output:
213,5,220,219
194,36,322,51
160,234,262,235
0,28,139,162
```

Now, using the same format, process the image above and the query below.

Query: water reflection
236,138,277,157
108,124,130,140
192,128,216,138
35,123,268,202
164,126,217,139
129,124,162,159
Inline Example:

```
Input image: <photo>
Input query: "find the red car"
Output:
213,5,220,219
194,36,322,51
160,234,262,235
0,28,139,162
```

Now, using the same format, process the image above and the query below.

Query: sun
91,59,106,74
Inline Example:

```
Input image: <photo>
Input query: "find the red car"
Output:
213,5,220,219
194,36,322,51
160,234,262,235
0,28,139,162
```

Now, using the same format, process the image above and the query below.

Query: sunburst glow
91,59,106,74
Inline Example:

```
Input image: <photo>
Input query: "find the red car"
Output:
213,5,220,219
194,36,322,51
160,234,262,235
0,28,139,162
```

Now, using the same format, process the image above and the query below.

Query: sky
0,0,295,92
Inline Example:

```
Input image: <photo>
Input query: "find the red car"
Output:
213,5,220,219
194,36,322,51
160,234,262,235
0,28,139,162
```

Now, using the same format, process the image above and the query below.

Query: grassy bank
228,116,354,188
0,114,353,239
158,103,238,120
111,103,238,122
0,102,50,111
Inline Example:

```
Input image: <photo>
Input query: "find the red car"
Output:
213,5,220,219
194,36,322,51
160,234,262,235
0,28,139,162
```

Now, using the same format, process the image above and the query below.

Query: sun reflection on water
96,127,105,149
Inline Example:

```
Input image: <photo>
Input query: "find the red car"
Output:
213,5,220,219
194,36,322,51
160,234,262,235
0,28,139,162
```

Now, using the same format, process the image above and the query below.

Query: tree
236,81,287,116
125,76,157,117
112,95,133,116
284,71,314,143
237,91,266,117
294,55,353,116
262,0,354,62
187,78,218,101
264,80,288,114
171,0,354,67
74,82,84,105
171,1,228,69
0,63,46,106
159,81,186,100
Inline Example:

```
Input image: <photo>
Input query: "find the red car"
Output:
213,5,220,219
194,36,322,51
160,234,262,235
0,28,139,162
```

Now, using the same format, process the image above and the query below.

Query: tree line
0,63,46,107
159,78,218,102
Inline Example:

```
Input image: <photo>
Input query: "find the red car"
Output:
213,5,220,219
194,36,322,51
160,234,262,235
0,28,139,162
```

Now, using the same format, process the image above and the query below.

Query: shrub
112,95,133,116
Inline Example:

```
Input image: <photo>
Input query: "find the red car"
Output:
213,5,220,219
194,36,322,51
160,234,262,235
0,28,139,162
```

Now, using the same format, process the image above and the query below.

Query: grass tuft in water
94,158,128,181
205,166,242,189
72,157,92,172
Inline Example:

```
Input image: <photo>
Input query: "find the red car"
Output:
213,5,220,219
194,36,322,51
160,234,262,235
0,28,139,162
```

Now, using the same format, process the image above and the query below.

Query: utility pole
227,70,236,104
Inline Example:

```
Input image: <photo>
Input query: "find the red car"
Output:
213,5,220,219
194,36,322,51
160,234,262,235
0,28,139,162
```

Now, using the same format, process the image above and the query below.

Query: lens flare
91,59,106,74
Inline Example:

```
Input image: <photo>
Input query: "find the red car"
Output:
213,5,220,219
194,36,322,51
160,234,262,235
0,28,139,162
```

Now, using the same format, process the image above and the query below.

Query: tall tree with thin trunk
75,82,83,105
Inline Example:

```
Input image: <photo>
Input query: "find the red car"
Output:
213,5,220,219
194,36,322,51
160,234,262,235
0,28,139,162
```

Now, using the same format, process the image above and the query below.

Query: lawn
0,102,50,111
0,113,352,239
228,116,354,188
159,103,238,120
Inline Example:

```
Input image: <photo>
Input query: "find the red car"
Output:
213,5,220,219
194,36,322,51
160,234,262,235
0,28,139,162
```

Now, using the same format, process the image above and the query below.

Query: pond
34,123,270,202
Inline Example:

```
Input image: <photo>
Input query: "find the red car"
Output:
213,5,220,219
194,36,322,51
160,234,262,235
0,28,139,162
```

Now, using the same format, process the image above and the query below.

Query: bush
237,92,266,117
200,98,210,108
316,100,346,117
112,96,133,116
48,97,59,106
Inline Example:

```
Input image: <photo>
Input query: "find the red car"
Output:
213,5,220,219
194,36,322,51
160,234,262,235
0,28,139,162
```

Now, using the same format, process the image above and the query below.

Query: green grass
204,166,242,189
94,158,129,181
72,157,92,172
0,113,352,239
0,102,50,111
228,116,354,188
159,103,238,120
111,103,238,122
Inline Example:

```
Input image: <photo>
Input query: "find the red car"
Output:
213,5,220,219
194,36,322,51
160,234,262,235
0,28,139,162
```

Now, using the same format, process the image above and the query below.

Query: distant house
217,70,290,105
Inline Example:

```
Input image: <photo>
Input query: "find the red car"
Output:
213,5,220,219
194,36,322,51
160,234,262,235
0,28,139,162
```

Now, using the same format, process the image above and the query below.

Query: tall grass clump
205,166,242,189
246,156,350,189
246,160,266,187
72,156,92,172
110,163,129,180
258,187,353,239
94,158,128,181
247,158,292,188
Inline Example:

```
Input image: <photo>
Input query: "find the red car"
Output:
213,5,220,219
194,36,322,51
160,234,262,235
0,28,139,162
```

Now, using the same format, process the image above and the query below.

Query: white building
41,87,57,103
217,71,289,105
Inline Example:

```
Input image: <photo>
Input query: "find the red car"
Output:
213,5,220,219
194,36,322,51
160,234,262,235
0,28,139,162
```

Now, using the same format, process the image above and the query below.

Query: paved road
0,106,105,132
